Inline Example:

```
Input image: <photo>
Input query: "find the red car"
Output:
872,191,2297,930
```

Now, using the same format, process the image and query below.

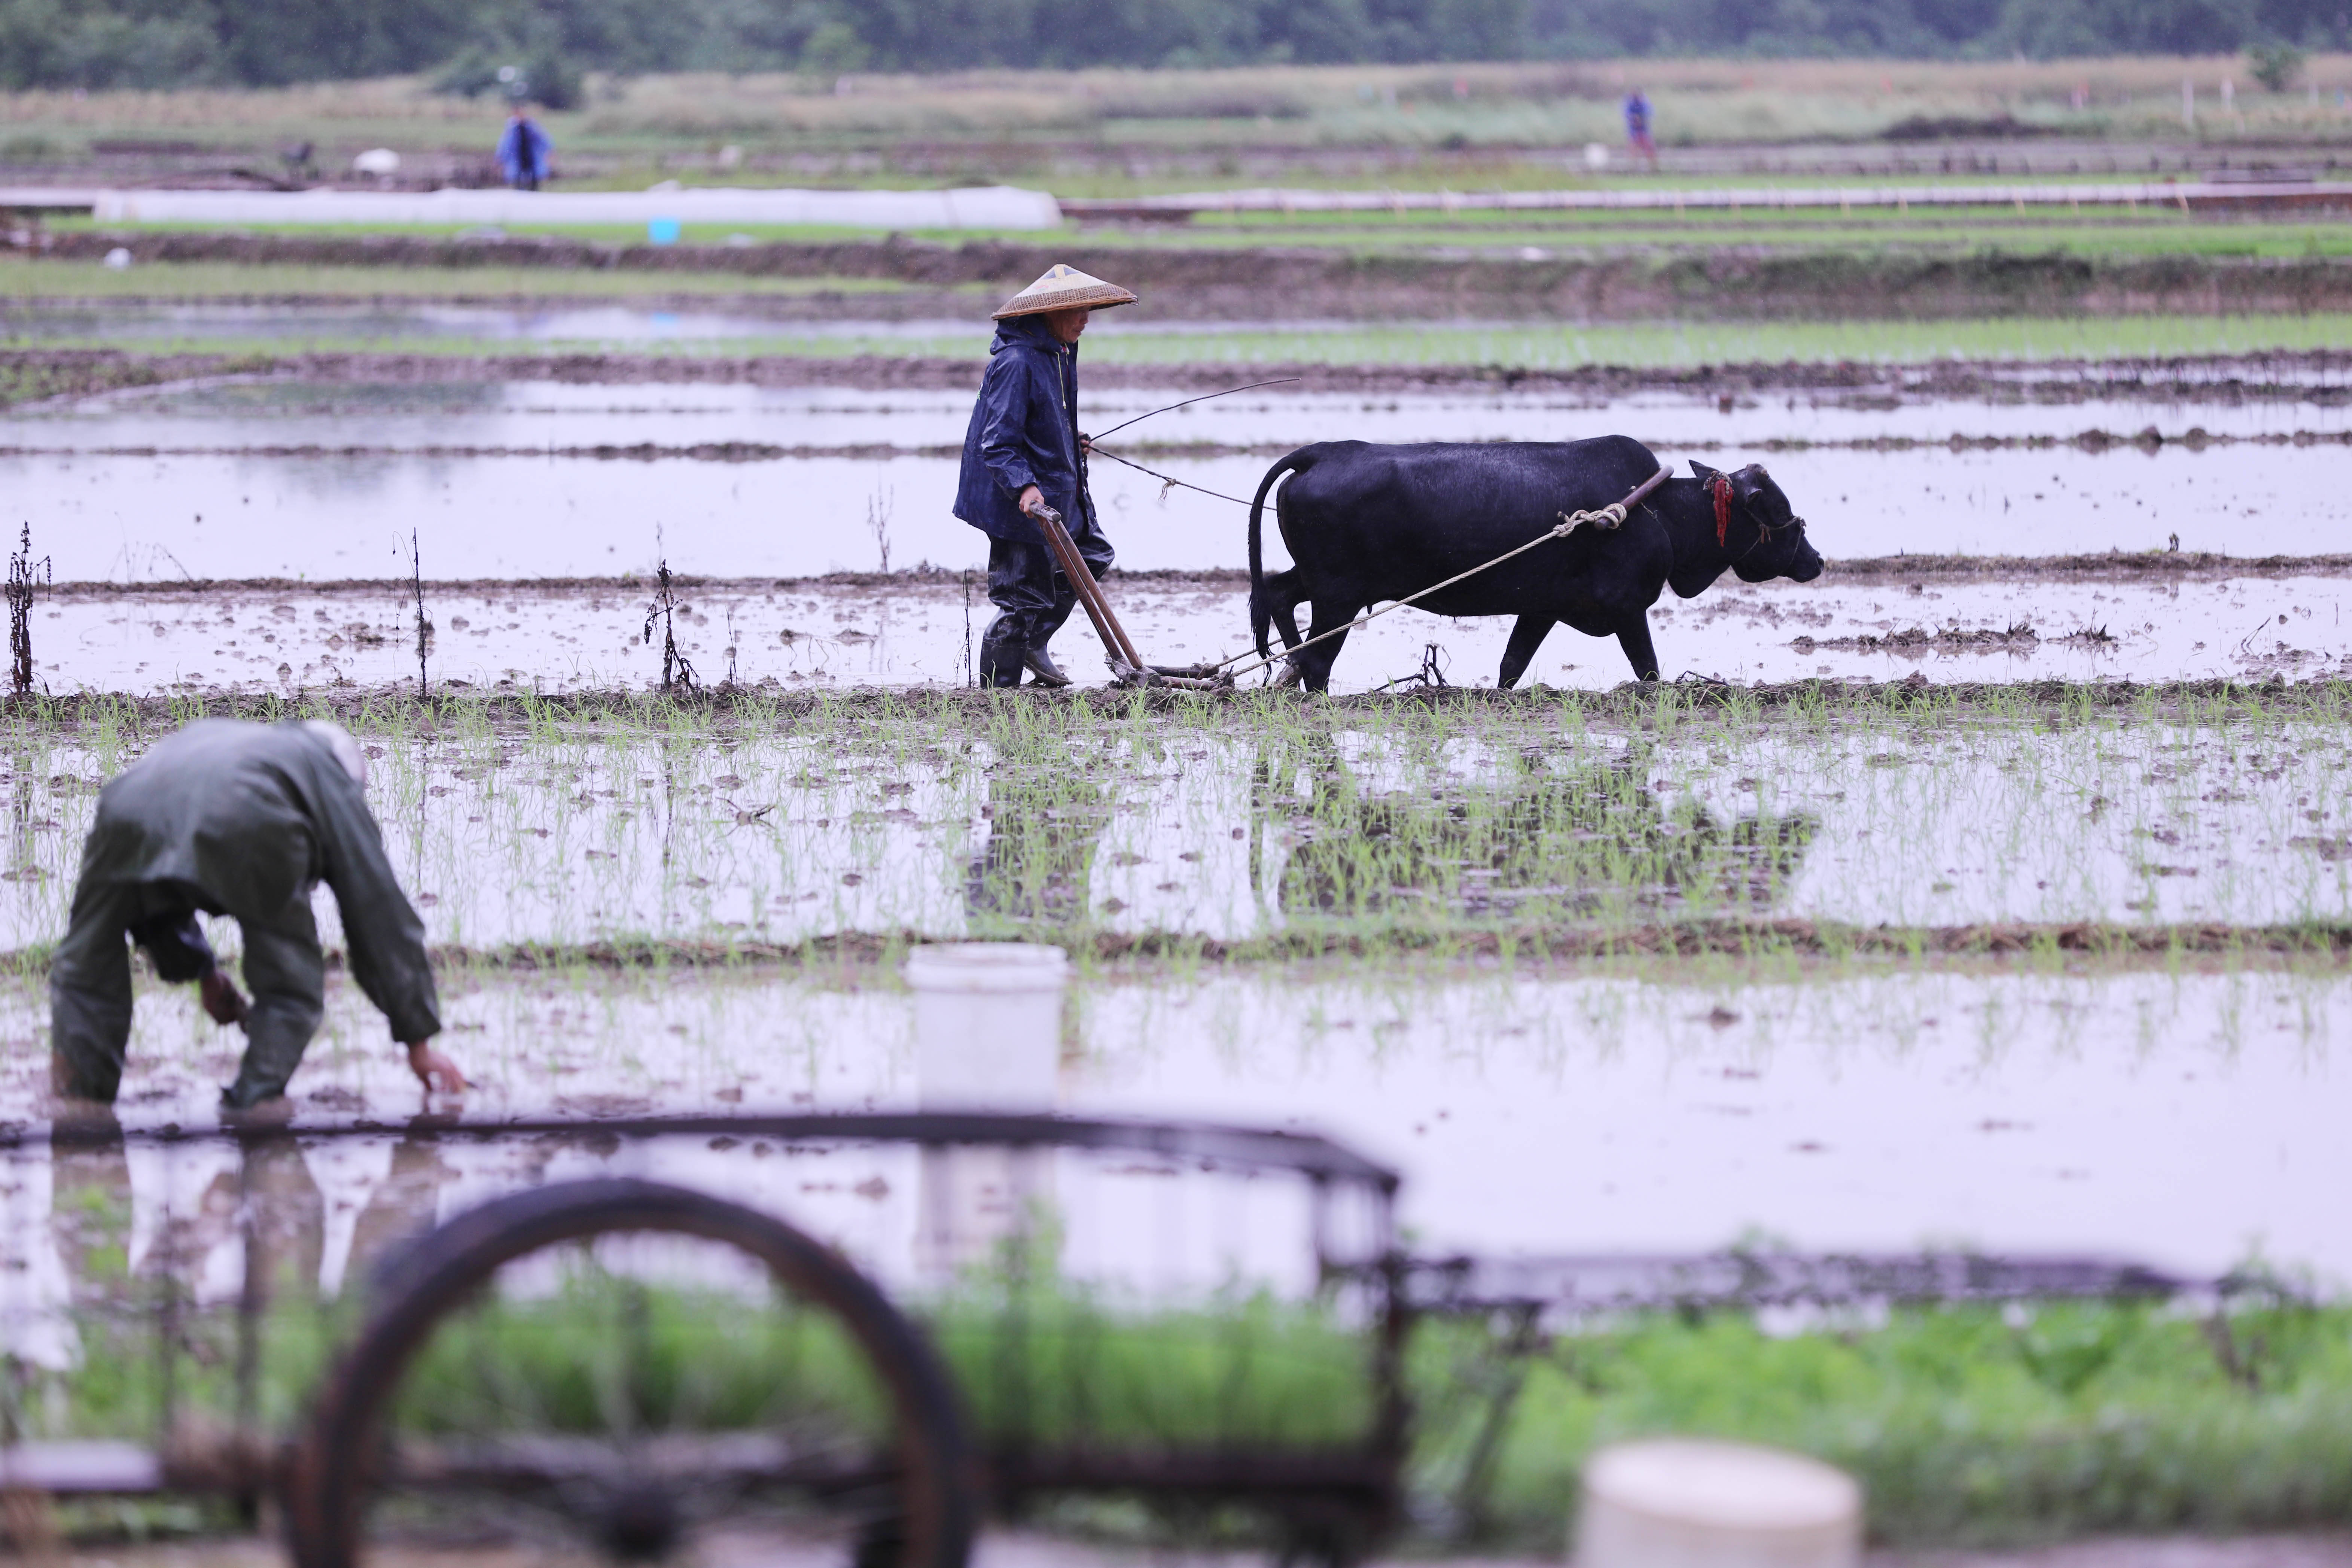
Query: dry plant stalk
867,485,893,574
641,558,699,694
409,528,430,700
7,522,51,698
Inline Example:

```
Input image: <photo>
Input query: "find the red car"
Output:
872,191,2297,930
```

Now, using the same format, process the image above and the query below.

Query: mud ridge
393,921,2352,976
1820,551,2352,581
33,231,2352,323
10,920,2347,983
6,427,2348,462
1794,622,2039,652
31,551,2352,600
2,674,2346,728
11,347,2352,408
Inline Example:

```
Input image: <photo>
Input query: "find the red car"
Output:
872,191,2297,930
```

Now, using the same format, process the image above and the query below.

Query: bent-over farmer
49,719,466,1111
953,264,1138,687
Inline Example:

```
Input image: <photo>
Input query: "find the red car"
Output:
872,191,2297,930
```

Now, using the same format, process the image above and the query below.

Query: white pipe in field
1577,1438,1862,1568
87,185,1063,229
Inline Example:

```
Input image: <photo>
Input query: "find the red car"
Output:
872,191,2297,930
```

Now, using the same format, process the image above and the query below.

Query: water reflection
345,1123,463,1280
966,772,1109,932
0,959,2346,1365
1261,738,1818,927
49,1117,131,1311
23,1114,464,1350
0,715,2343,957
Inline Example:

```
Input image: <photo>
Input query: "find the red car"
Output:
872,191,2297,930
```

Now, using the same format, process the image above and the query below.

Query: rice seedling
0,682,2347,963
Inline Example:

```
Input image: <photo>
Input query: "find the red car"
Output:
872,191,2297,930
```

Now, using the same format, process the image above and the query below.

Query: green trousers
50,879,326,1110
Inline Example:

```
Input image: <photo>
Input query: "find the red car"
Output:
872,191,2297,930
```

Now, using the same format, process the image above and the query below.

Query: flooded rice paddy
4,375,2350,581
1,338,2348,1348
13,300,2352,372
0,697,2345,952
0,959,2343,1284
24,569,2352,699
32,375,2352,448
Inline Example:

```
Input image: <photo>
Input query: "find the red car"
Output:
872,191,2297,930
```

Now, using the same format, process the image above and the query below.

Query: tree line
2,0,2346,91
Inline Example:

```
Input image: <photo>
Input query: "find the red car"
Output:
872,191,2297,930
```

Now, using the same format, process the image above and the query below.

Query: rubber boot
1024,645,1072,688
977,621,1027,689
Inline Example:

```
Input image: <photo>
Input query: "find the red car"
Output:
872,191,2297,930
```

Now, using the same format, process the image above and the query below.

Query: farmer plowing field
954,263,1138,688
49,718,466,1111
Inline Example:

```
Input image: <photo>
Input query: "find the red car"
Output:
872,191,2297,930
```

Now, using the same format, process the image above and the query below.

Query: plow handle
1032,504,1146,673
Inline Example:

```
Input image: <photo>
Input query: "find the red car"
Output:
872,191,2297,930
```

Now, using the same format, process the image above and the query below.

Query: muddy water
30,377,2352,448
0,708,2345,952
0,442,2341,582
1,962,2345,1288
5,378,2348,581
28,572,2352,700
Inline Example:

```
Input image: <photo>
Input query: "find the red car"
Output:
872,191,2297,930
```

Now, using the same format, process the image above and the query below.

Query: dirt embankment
9,345,2352,409
30,229,2352,321
28,551,2352,600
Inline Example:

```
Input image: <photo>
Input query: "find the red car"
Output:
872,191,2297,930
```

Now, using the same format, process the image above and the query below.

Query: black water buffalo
1246,435,1823,691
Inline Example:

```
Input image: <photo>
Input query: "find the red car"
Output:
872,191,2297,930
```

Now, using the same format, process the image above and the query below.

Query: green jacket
79,719,439,1043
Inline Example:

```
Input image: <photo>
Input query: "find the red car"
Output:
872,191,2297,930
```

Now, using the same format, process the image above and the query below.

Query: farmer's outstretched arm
311,769,443,1050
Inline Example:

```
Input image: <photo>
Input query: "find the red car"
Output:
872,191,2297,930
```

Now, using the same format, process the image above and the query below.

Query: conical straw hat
991,264,1138,319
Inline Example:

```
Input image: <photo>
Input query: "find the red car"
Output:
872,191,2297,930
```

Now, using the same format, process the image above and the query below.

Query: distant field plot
5,57,2352,178
31,205,2352,262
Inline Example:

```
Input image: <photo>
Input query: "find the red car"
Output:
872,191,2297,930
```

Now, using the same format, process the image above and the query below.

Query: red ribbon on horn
1707,471,1733,547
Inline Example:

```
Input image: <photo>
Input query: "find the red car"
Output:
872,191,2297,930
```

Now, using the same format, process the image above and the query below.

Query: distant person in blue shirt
1623,89,1657,170
496,104,552,191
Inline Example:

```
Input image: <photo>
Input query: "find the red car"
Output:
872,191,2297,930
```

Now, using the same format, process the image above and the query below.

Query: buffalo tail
1246,447,1316,662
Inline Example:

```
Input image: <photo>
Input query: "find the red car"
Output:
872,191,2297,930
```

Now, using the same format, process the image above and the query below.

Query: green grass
9,311,2351,365
0,256,956,300
16,1261,2352,1550
1457,1293,2352,1550
33,207,2352,262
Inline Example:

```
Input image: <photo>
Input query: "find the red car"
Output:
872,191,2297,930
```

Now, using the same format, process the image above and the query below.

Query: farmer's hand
406,1041,469,1097
1079,433,1093,457
200,969,250,1027
1018,485,1046,516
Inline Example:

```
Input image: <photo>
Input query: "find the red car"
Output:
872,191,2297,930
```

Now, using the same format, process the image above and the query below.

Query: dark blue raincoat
496,116,552,187
954,314,1093,546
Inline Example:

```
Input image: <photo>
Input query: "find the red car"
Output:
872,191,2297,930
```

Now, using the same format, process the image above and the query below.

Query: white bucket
905,943,1069,1109
904,943,1070,1277
1577,1439,1862,1568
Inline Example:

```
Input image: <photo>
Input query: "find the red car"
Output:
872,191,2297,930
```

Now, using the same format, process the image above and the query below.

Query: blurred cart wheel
286,1178,976,1568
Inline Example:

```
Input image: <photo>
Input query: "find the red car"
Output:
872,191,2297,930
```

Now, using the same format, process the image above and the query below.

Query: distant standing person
953,263,1139,687
1623,88,1657,170
49,719,465,1111
497,102,551,190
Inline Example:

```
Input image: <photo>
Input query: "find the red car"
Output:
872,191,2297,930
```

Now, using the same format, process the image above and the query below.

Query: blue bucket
646,217,682,245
